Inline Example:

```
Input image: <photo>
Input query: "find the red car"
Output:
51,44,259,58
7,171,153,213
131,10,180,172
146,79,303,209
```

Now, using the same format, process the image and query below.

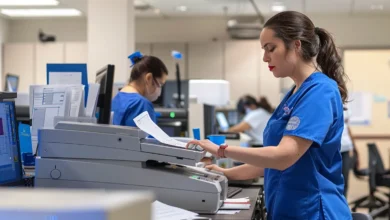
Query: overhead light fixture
370,4,384,10
0,0,59,6
271,2,286,12
176,5,187,12
134,0,148,8
154,8,160,14
1,9,82,17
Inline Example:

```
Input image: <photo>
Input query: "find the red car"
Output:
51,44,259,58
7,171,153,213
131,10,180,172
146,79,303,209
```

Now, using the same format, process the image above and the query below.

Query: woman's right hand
205,164,226,174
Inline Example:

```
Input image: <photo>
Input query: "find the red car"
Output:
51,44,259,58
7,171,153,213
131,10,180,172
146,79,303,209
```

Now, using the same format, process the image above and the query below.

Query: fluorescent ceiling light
176,5,187,12
271,3,286,12
0,0,59,6
370,4,384,10
1,9,82,17
134,0,148,7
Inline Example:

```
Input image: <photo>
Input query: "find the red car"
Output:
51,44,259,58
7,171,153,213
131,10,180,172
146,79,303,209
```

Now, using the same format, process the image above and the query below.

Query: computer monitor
96,65,115,124
227,110,239,125
216,112,229,131
4,74,19,92
161,80,189,109
204,104,217,138
0,101,23,186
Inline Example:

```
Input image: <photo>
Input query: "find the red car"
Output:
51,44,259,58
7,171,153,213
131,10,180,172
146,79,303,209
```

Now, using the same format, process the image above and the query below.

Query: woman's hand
186,139,219,156
205,164,226,174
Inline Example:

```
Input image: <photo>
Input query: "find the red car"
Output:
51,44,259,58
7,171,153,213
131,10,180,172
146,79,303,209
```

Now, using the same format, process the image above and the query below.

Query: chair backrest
367,143,386,174
367,143,386,191
352,212,373,220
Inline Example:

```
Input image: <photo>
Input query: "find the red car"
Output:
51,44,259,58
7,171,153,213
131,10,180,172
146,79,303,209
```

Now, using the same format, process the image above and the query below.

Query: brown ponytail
315,28,348,103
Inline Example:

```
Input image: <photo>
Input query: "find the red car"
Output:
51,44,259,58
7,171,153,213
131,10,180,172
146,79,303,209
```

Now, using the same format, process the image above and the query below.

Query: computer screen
0,101,23,186
227,110,239,125
216,112,229,131
161,80,189,109
4,74,19,92
96,65,115,124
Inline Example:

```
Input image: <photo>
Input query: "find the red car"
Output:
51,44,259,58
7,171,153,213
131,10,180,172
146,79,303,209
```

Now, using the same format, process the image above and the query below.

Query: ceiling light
370,4,384,10
271,2,286,12
1,9,82,17
0,0,59,6
176,5,187,12
134,0,148,8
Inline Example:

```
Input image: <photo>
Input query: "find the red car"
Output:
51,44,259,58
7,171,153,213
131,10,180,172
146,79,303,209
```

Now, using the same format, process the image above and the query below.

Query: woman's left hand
186,139,219,156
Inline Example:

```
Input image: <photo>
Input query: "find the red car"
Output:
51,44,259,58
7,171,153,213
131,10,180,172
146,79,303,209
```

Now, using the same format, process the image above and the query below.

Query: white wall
0,16,9,88
5,15,390,47
8,18,87,42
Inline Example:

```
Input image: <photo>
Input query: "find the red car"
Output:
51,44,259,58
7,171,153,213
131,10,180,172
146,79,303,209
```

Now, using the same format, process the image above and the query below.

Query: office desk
200,186,263,220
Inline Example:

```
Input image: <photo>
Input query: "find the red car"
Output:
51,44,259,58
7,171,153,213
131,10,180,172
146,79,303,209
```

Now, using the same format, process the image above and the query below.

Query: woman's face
144,73,167,102
260,27,299,78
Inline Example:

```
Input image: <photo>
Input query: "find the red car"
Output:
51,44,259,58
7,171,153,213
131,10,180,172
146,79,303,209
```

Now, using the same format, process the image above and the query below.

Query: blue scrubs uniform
263,72,352,219
111,92,156,126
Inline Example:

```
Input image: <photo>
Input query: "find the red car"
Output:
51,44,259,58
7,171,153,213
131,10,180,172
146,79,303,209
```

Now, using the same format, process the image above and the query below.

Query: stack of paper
220,198,251,210
217,210,241,215
152,201,198,220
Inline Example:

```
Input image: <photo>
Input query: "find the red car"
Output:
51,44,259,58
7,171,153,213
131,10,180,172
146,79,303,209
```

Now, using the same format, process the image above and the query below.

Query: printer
35,122,228,214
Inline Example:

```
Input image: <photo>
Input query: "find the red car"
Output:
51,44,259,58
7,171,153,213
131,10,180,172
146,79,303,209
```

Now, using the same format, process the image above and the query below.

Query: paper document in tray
221,198,251,210
152,200,198,220
133,111,186,148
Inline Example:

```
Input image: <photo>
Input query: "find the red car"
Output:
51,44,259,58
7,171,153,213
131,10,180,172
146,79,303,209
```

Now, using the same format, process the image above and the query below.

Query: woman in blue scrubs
188,11,352,219
111,51,168,126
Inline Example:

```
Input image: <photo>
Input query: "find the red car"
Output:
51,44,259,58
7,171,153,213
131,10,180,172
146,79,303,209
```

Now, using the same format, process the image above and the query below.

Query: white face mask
145,79,161,102
245,108,252,114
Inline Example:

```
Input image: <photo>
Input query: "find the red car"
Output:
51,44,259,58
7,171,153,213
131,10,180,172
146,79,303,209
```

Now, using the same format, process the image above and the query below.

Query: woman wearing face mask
227,95,272,146
111,51,168,127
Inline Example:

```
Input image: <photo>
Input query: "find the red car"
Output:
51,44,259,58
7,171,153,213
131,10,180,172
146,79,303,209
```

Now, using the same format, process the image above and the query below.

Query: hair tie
314,27,320,34
128,51,143,67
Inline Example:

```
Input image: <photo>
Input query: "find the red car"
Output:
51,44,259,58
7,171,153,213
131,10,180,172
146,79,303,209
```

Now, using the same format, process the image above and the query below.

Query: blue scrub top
263,72,352,219
111,92,156,127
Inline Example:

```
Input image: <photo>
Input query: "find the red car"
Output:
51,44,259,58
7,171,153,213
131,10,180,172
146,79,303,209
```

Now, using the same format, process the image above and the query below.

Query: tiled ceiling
3,0,390,18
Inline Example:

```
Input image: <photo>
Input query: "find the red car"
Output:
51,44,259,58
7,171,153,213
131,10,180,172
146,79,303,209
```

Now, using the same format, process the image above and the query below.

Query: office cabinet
188,42,224,79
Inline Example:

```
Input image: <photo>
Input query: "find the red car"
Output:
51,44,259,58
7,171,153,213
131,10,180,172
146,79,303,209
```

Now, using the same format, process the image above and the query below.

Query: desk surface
200,186,261,220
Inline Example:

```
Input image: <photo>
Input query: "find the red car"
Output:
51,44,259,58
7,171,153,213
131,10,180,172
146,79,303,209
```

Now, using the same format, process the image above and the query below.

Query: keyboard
227,186,242,198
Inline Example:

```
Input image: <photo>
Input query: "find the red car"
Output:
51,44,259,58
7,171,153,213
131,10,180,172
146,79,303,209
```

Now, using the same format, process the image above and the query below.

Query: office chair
349,143,390,218
367,143,390,219
352,212,373,220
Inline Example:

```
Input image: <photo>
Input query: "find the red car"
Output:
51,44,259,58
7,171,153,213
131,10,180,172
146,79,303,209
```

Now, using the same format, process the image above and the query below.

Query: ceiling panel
353,0,390,13
2,0,389,18
305,0,353,14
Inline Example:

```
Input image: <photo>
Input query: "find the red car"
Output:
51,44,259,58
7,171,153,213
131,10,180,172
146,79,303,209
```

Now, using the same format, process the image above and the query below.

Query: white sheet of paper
48,72,82,85
133,111,187,148
221,198,251,210
152,201,198,220
68,85,84,117
30,85,72,154
85,83,100,117
216,210,240,215
347,91,372,125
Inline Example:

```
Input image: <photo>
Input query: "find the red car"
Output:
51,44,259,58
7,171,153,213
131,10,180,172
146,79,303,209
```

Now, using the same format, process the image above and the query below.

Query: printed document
133,111,186,148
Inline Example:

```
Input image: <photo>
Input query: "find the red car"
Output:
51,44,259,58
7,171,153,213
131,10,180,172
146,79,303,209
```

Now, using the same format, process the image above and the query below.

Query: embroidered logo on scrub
283,104,293,115
286,116,300,130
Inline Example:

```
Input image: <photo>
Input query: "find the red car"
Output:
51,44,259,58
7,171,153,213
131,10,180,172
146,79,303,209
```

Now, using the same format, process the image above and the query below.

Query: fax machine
35,122,228,214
